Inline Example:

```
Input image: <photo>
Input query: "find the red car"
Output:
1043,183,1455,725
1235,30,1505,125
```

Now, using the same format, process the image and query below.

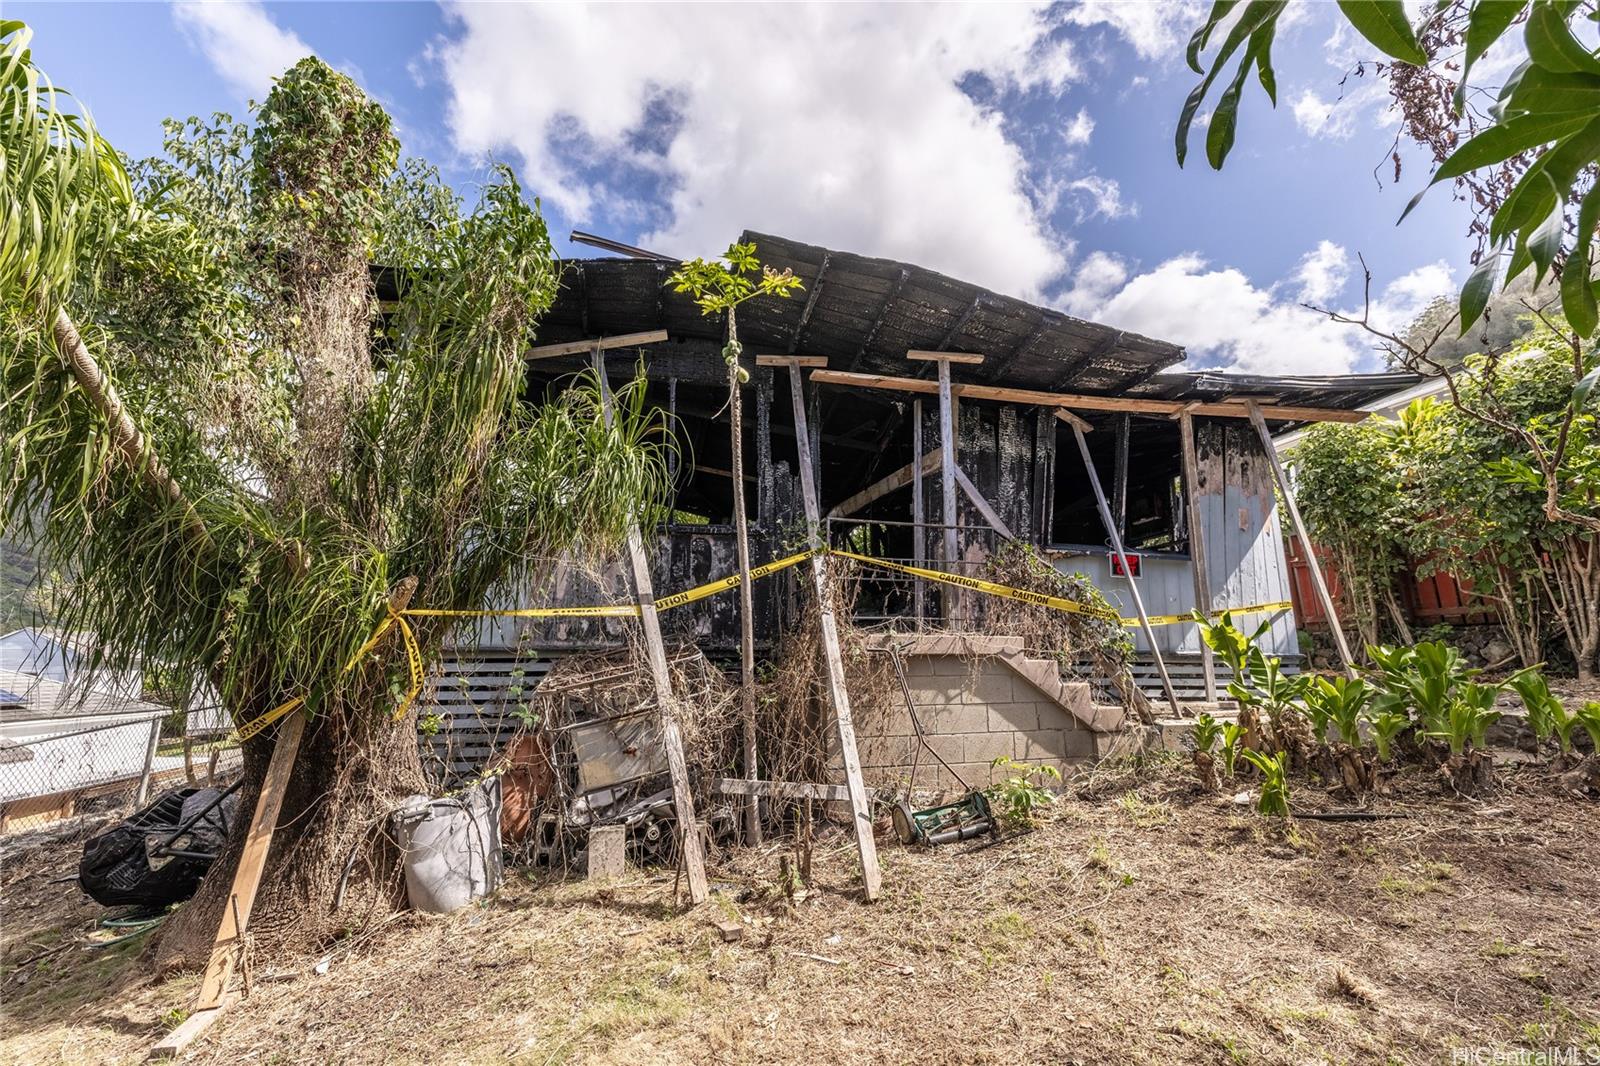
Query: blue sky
16,1,1487,375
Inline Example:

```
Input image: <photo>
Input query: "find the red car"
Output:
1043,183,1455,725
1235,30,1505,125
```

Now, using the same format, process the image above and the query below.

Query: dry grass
3,758,1598,1065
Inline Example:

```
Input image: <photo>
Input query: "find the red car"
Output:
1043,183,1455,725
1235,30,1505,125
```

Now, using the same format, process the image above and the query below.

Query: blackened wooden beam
788,252,830,354
990,309,1056,379
1247,402,1359,678
850,267,910,371
1177,412,1217,701
936,295,986,354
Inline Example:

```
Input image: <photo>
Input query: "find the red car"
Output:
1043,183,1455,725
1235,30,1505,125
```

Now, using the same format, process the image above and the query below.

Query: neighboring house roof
0,667,168,724
1272,374,1451,453
0,627,85,682
1139,370,1425,412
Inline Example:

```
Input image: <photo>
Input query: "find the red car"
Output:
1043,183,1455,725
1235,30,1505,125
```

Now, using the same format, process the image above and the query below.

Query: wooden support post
1178,413,1218,702
150,1004,230,1059
195,710,305,1010
526,329,668,361
782,357,882,901
936,359,961,622
1247,403,1359,679
1112,413,1131,541
911,399,926,627
135,716,161,807
1060,411,1181,717
593,345,709,904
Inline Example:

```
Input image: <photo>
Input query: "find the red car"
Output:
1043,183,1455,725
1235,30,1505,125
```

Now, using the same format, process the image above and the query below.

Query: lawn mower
880,643,1001,847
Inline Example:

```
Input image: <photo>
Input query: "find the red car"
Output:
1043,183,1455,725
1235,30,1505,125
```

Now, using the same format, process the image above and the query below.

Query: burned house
414,230,1410,862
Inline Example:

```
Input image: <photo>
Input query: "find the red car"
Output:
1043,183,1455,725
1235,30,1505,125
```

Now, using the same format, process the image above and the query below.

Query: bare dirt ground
3,753,1597,1065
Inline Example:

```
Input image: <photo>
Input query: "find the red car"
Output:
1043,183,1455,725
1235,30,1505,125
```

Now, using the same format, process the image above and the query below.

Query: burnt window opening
1050,415,1187,555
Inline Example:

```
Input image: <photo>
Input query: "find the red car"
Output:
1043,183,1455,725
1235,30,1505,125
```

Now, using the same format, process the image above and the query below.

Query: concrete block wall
829,634,1123,795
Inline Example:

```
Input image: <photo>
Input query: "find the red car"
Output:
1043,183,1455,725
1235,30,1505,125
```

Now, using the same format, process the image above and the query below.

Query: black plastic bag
78,784,238,908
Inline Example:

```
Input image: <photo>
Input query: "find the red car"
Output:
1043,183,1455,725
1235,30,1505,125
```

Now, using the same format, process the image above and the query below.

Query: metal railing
824,516,1004,630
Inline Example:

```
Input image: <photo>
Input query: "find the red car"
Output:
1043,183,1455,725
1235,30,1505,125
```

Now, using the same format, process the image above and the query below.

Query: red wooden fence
1286,536,1493,630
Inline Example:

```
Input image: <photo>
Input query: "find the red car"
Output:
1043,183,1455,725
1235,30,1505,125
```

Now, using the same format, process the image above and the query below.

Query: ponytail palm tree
2,26,669,963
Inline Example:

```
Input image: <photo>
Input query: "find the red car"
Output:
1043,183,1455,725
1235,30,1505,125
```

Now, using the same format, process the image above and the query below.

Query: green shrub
987,757,1061,830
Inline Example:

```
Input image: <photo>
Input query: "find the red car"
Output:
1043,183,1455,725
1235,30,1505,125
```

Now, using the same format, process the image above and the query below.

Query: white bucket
393,776,503,914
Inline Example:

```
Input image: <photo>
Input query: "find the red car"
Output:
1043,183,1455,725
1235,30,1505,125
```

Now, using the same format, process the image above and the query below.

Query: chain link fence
0,704,240,836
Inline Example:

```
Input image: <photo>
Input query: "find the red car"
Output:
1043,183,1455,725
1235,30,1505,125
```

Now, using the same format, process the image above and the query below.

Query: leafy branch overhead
669,241,805,318
1177,0,1600,341
668,242,804,380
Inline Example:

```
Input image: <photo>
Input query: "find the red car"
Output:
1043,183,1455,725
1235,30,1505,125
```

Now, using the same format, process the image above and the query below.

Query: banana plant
1576,702,1600,754
1196,609,1272,690
1220,721,1246,779
1366,644,1416,692
1192,711,1222,754
1240,748,1291,817
1368,709,1411,764
1503,667,1560,745
1425,682,1504,758
1305,675,1371,747
1400,640,1475,737
1546,698,1582,756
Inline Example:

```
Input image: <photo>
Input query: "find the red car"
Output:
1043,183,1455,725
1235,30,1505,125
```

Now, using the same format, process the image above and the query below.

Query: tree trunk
153,697,426,972
726,310,760,844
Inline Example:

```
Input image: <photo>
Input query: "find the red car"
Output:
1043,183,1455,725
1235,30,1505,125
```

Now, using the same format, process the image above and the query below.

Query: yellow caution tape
400,604,640,618
1137,601,1295,627
234,695,304,743
229,547,1293,740
832,550,1293,629
652,549,817,610
831,550,1121,622
391,610,425,721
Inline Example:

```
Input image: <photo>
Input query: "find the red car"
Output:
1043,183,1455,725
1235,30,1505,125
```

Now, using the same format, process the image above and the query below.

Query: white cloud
1060,248,1453,375
432,3,1088,300
1291,82,1394,140
172,0,312,101
1064,0,1201,60
1059,251,1128,318
1063,175,1136,223
1291,89,1341,138
1295,240,1350,304
1063,107,1095,146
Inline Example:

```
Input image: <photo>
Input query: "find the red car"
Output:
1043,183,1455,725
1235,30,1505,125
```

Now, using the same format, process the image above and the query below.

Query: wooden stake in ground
1178,412,1218,702
592,344,709,904
779,356,882,901
1246,403,1358,679
194,709,306,1011
1060,411,1180,717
